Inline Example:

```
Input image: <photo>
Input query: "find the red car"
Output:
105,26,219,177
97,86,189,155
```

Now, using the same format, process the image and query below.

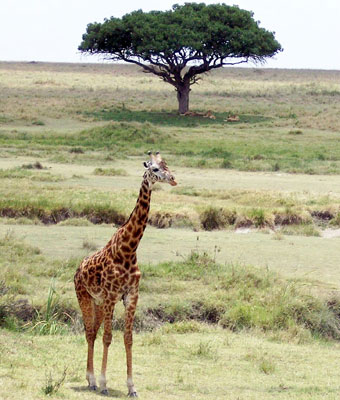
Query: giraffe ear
143,162,148,168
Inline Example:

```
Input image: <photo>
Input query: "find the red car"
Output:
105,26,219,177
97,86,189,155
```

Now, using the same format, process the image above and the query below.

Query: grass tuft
93,167,127,176
189,340,217,360
82,239,99,251
259,357,276,374
30,280,69,335
42,367,67,395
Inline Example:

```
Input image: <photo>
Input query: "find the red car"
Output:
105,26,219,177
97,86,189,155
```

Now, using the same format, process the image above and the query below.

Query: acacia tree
79,3,282,114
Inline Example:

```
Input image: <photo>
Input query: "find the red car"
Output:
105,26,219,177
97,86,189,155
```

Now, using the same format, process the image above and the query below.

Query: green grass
2,247,340,400
2,327,340,400
1,62,340,399
1,63,340,174
2,121,340,174
87,108,269,126
1,234,340,341
280,224,321,237
1,222,340,290
0,166,64,182
0,168,339,231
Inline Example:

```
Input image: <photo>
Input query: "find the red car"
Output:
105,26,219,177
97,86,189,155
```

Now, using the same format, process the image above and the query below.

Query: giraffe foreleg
124,291,139,397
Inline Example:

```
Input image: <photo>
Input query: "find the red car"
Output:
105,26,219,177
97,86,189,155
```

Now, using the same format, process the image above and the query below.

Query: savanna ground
1,61,340,399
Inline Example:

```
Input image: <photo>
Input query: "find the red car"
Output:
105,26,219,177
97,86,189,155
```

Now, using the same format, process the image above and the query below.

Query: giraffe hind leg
77,290,98,390
99,301,116,395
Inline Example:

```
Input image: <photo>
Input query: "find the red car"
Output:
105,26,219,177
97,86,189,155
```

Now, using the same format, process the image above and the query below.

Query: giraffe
74,151,177,397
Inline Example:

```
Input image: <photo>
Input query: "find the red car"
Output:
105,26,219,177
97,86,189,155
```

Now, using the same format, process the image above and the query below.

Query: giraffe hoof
101,389,109,395
128,392,138,398
89,385,98,391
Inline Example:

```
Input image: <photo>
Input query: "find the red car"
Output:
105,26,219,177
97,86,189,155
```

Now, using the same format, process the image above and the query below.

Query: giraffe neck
116,177,152,256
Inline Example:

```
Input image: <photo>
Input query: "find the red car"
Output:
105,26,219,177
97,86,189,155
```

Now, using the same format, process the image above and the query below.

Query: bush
274,208,311,225
220,159,233,168
200,206,236,230
69,147,84,154
93,167,127,176
330,212,340,227
249,208,271,228
21,161,44,169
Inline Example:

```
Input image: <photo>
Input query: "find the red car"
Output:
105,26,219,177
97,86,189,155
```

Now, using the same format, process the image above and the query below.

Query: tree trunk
177,83,190,114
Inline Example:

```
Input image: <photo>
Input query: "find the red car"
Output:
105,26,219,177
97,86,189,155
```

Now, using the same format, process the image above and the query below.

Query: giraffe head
143,151,177,186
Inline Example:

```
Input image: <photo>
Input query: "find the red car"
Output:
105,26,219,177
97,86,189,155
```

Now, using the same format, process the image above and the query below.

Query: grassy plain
2,328,340,400
1,62,340,399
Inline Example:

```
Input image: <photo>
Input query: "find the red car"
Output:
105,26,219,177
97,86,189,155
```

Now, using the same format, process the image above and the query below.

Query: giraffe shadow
71,386,126,398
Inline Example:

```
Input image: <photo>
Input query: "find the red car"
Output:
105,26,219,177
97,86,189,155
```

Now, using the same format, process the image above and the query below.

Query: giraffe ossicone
74,151,177,397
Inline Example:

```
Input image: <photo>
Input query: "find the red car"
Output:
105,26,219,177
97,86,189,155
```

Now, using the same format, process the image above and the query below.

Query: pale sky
1,0,339,70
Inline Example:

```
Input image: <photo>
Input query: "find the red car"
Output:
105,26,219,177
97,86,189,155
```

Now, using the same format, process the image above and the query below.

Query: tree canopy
79,3,282,113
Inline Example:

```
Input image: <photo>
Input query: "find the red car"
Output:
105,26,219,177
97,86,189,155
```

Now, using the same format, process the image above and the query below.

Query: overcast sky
1,0,339,70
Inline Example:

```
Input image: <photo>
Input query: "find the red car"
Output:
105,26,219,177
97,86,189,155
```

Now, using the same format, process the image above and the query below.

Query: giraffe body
74,152,176,396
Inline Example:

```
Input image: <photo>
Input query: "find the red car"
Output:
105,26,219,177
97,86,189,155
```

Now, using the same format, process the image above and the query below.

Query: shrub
148,212,173,228
32,120,45,126
220,159,233,168
69,147,84,154
274,208,311,226
93,167,127,176
249,208,267,227
272,162,280,171
288,129,303,135
21,161,44,169
200,206,236,230
330,212,340,227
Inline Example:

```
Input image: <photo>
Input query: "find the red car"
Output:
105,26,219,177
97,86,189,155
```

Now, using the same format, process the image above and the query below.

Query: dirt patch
235,227,253,234
322,229,340,239
311,210,334,221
